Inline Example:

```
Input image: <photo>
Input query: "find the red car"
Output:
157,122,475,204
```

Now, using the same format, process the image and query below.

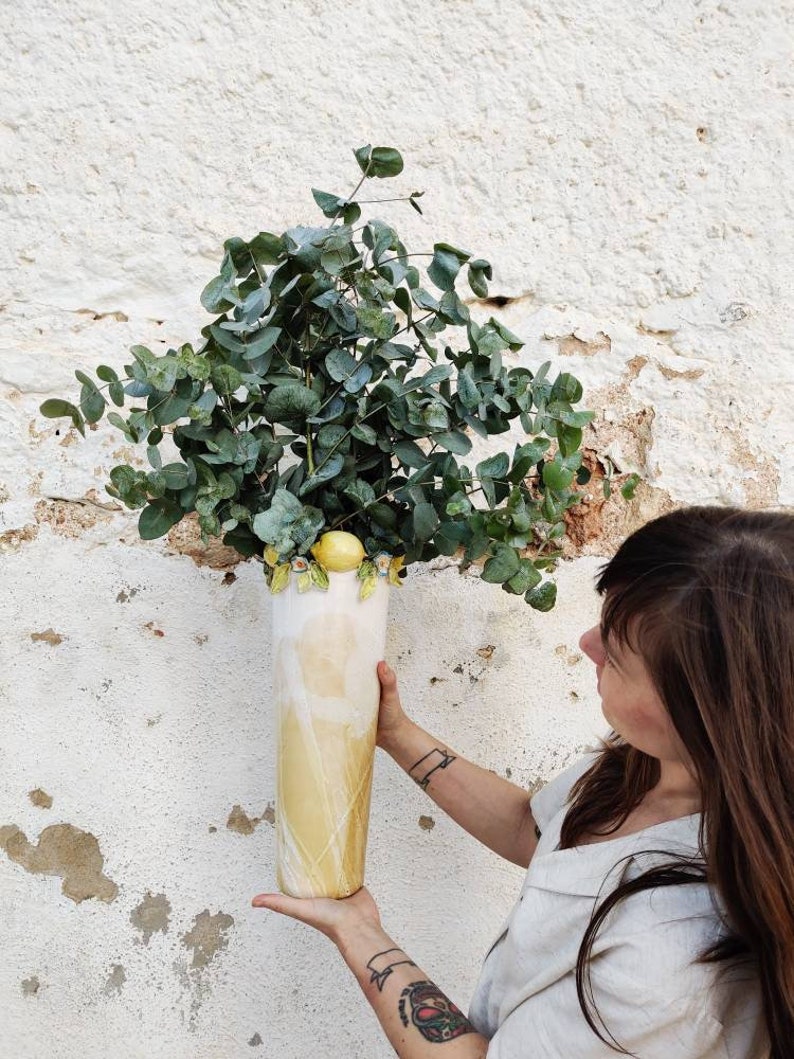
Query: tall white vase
271,569,390,898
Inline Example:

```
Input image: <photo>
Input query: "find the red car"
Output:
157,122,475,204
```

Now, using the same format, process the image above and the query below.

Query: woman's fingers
377,660,401,707
251,886,381,945
252,893,335,934
252,892,291,911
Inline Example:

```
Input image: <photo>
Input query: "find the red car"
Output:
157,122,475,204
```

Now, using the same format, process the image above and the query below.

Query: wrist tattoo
408,748,457,790
366,948,417,992
398,980,475,1043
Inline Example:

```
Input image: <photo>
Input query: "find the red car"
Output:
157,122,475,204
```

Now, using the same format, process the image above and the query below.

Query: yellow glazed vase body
272,569,389,898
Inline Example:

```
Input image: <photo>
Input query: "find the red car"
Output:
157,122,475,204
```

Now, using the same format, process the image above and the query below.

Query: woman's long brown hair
559,505,794,1057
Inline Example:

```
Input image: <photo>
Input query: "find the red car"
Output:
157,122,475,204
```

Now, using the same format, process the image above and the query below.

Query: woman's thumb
377,660,400,700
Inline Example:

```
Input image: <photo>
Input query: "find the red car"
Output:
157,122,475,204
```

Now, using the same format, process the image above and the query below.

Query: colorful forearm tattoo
408,748,457,790
398,980,475,1043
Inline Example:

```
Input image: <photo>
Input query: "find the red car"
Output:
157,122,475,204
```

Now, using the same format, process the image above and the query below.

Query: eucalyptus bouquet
42,145,604,610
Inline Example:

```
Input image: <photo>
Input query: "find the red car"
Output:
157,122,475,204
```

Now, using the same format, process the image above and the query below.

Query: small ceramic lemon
310,531,366,573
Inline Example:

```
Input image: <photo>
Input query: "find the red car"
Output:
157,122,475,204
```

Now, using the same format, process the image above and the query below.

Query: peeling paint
418,815,435,831
555,331,612,357
721,427,780,507
182,910,234,970
0,524,39,553
104,963,126,995
657,364,705,381
21,975,40,997
226,804,274,835
166,514,245,570
476,644,496,661
562,393,677,556
34,497,116,537
28,788,53,809
29,629,65,646
0,823,118,903
554,645,582,666
563,460,675,556
75,307,129,322
143,621,165,638
625,355,649,381
130,892,171,944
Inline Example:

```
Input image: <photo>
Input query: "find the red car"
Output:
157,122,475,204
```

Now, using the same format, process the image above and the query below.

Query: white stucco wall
1,1,792,1056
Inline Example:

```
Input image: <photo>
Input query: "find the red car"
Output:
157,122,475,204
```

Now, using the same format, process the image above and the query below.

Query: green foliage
38,146,629,609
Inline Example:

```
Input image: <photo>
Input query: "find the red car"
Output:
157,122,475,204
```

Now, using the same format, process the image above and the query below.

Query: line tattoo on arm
398,980,476,1043
366,948,418,992
408,748,457,790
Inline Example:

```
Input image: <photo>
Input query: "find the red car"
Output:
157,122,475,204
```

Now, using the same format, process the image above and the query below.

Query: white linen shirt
468,756,767,1058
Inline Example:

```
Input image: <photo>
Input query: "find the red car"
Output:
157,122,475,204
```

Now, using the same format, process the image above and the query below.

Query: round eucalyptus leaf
264,385,322,425
525,581,557,612
481,543,521,584
413,501,439,541
138,499,183,540
542,461,575,491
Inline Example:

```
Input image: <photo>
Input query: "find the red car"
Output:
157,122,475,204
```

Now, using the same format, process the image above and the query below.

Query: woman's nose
579,626,604,664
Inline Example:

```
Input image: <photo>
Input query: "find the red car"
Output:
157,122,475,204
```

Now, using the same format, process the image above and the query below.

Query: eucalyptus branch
41,144,599,610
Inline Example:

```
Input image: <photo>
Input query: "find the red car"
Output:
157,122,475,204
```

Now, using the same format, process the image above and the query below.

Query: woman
253,506,792,1057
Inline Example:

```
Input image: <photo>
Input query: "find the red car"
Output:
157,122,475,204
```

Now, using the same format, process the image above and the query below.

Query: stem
325,158,374,226
352,196,421,205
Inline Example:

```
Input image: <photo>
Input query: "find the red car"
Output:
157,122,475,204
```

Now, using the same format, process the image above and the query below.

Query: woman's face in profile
578,623,687,767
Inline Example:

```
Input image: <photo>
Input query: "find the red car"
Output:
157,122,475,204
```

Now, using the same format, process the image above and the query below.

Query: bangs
595,562,677,661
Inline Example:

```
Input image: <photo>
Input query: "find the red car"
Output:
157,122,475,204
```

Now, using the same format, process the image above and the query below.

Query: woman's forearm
380,719,538,868
337,920,489,1059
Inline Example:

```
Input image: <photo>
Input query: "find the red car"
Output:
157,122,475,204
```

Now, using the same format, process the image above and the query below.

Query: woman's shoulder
530,750,600,831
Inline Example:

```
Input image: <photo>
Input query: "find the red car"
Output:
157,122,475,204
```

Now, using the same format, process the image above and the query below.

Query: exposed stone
554,645,582,666
130,892,171,944
104,964,126,995
556,331,612,357
418,815,436,831
29,629,65,646
21,976,40,997
166,514,245,570
0,823,118,903
28,789,53,809
657,364,705,381
182,910,234,970
0,525,39,553
34,497,116,538
226,805,256,836
227,804,275,834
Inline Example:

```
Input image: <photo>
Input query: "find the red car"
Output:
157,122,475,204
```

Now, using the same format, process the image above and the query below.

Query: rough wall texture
1,1,791,1056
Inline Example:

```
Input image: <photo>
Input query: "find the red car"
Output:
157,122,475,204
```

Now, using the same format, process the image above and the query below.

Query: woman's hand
376,660,410,751
252,885,382,948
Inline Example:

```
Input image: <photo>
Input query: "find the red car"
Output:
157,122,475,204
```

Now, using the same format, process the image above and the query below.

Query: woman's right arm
377,661,539,869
